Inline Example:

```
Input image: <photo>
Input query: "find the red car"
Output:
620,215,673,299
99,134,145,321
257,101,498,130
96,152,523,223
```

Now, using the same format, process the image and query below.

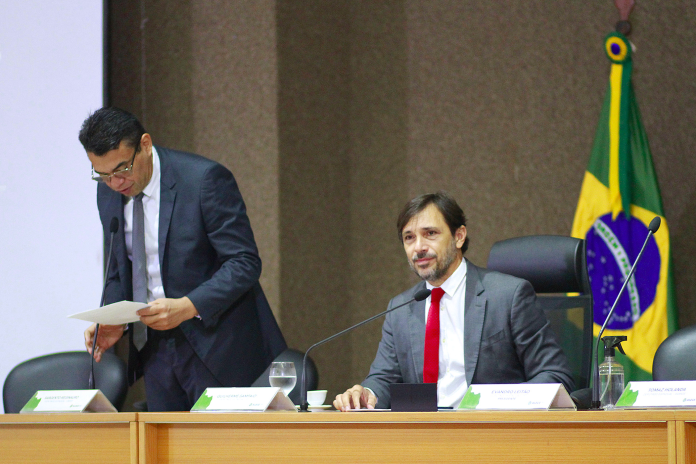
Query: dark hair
396,191,469,254
78,107,146,156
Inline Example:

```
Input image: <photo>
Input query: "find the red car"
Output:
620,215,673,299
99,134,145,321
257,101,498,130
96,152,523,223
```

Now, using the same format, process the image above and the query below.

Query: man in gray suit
333,192,573,410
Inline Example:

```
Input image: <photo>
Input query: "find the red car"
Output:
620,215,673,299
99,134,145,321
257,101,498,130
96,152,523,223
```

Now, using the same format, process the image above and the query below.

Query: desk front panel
139,411,678,464
0,413,137,464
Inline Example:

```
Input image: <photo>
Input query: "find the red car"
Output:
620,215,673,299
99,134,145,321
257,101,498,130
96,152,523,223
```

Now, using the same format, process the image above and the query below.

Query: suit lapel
464,260,486,386
408,281,428,383
158,148,177,284
100,184,131,295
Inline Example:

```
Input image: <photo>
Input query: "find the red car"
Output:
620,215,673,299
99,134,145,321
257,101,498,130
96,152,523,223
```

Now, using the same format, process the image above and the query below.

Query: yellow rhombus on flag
570,32,678,382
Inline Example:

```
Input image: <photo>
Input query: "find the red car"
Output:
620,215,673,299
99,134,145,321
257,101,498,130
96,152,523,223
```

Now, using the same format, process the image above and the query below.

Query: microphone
590,216,661,409
299,287,432,411
89,217,119,389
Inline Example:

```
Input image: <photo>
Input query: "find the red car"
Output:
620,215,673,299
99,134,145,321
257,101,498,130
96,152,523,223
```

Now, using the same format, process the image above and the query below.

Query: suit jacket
97,146,286,386
362,260,574,408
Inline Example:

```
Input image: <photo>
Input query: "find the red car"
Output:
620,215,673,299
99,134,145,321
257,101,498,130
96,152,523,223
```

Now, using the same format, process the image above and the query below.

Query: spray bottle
599,335,627,410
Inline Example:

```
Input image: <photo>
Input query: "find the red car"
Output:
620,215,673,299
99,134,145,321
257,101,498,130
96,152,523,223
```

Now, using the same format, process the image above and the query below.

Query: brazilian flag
570,32,678,382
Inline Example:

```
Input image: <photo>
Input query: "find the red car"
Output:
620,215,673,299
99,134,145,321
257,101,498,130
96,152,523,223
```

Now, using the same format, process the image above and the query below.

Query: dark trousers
141,327,223,412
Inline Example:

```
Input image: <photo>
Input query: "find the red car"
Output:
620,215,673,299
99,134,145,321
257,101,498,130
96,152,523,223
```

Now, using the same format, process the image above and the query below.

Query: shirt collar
141,146,160,199
426,258,467,297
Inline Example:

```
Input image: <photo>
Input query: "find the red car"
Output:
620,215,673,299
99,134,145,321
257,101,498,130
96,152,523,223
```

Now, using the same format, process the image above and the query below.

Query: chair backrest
487,235,594,390
251,348,319,405
487,235,590,294
652,325,696,381
3,351,128,413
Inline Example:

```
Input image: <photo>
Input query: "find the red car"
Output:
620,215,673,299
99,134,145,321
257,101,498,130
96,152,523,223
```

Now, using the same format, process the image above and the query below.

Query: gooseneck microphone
89,217,119,390
299,287,432,411
591,216,661,409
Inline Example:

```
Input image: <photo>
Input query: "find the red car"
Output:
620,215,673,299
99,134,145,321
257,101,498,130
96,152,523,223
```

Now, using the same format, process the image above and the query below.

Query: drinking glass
269,362,296,396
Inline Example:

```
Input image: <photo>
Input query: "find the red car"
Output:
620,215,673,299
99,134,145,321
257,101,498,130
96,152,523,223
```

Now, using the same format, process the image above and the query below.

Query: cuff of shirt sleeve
364,387,378,404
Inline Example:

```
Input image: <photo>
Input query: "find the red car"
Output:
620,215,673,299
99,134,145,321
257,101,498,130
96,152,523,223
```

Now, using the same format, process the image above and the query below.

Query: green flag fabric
570,32,678,382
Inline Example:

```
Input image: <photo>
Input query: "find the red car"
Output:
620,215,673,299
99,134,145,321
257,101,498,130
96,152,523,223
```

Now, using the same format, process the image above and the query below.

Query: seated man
334,192,573,410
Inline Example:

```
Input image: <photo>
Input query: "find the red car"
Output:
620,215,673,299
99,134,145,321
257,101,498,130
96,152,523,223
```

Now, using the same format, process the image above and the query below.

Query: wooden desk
1,410,693,463
138,410,693,464
0,412,137,464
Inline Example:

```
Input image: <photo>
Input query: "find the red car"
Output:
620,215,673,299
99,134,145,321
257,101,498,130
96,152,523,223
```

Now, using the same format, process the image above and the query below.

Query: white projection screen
0,2,104,412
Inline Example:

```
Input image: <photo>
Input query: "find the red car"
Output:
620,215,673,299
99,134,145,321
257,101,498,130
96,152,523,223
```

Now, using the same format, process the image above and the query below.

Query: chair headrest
487,235,587,294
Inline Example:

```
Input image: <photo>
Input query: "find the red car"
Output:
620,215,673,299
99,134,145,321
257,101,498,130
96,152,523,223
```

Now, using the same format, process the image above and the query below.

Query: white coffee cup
307,390,328,406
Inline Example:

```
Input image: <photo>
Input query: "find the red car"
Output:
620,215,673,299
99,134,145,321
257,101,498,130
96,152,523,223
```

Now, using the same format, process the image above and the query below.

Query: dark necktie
423,287,445,383
132,193,148,351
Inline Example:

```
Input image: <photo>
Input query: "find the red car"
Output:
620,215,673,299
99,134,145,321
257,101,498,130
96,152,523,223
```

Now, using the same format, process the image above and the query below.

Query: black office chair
3,351,128,413
487,235,594,390
251,348,319,405
652,325,696,381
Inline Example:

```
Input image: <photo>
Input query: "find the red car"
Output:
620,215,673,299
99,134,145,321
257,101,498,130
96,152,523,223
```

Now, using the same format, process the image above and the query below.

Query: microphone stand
299,290,431,411
89,223,118,390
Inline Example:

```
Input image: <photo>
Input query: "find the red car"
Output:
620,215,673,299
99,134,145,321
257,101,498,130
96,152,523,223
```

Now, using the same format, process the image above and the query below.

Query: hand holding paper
85,323,125,362
138,296,199,330
69,300,149,362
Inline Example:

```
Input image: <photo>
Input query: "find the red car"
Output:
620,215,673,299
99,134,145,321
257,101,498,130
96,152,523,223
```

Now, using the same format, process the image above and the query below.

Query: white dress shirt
425,259,468,408
124,146,164,302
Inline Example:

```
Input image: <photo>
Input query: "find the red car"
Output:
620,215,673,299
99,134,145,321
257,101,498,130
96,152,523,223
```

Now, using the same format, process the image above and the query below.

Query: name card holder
20,390,117,413
616,381,696,408
458,383,576,411
191,387,297,412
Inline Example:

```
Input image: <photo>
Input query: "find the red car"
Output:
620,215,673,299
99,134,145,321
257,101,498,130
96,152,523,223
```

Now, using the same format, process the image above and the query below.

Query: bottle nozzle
602,335,627,357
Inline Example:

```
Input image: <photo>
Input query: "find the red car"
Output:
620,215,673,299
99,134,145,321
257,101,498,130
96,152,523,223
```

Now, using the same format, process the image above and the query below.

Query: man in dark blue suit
80,107,286,411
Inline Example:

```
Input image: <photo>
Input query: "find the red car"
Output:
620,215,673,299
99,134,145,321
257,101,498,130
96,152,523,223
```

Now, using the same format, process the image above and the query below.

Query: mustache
412,251,437,262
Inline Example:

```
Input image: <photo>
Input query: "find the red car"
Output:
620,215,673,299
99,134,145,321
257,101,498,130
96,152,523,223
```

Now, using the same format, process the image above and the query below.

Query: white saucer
308,405,332,410
296,404,333,410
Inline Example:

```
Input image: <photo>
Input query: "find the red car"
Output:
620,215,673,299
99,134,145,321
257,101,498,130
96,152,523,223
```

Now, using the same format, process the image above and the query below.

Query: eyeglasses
91,147,139,182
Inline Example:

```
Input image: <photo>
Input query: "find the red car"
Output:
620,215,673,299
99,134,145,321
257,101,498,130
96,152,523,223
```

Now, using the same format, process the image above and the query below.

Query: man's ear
141,133,153,153
455,226,467,249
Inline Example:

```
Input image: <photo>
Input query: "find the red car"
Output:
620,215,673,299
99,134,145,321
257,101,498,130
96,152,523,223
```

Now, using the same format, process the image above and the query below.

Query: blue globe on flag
585,213,660,330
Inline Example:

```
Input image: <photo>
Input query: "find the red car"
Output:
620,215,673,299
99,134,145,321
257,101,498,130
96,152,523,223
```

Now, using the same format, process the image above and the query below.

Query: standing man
81,107,286,411
334,192,573,410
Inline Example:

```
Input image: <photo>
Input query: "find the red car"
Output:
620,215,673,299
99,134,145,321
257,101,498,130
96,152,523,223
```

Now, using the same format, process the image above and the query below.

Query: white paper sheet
68,301,149,325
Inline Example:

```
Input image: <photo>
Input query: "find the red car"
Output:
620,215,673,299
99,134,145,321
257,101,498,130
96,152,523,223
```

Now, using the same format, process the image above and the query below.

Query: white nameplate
20,390,117,413
616,381,696,408
191,387,297,412
457,383,576,411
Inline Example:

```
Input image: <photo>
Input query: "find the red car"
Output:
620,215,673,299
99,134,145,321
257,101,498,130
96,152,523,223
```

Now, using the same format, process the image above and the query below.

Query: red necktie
423,287,445,383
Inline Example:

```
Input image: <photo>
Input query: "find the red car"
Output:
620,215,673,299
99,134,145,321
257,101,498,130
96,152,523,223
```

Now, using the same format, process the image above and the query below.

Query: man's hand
137,296,199,331
84,323,125,362
333,385,377,412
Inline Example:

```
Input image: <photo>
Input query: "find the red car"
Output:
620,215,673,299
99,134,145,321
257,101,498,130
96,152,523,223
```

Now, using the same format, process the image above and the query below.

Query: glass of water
269,362,296,396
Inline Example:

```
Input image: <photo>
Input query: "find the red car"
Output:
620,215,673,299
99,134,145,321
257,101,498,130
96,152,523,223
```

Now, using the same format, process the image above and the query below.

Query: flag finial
614,0,635,35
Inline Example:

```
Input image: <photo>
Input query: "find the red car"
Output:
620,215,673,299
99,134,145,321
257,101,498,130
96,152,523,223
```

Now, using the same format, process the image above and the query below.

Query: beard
408,239,459,283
